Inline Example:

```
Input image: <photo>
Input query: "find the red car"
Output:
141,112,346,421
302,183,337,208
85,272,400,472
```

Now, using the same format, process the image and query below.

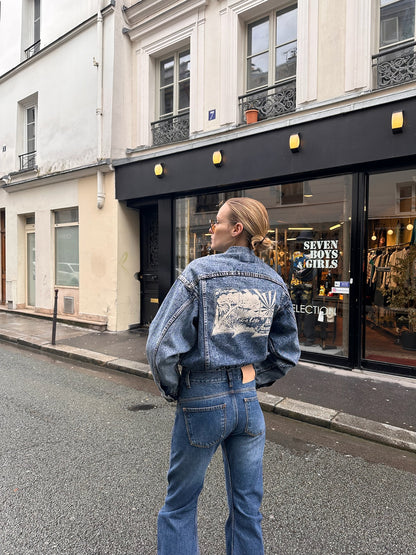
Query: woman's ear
232,222,244,237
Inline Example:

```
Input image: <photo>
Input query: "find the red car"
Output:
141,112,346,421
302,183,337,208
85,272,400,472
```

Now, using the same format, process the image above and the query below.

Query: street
1,342,415,555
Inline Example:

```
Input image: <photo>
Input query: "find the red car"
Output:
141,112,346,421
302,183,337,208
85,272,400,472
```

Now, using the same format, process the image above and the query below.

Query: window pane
55,208,78,224
247,53,269,90
27,232,35,306
275,41,297,81
380,0,415,47
27,107,35,124
366,170,416,367
248,18,269,56
276,8,297,46
160,57,174,87
55,226,79,286
160,86,173,116
179,51,190,80
179,81,190,111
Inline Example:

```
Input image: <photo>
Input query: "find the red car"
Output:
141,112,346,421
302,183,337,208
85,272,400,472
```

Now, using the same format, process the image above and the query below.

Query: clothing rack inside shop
368,241,410,253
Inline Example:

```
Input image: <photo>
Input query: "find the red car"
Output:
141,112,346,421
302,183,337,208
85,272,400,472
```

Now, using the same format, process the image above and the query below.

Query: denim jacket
146,246,300,401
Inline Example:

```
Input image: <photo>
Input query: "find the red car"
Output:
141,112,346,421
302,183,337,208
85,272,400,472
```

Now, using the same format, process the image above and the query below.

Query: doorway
25,217,35,307
1,211,5,304
139,205,159,324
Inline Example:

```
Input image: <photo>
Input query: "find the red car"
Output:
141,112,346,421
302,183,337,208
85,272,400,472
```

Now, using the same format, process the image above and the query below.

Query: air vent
63,296,74,314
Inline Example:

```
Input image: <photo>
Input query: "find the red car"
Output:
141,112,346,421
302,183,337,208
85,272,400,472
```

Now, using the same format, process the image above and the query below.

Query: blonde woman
146,197,300,555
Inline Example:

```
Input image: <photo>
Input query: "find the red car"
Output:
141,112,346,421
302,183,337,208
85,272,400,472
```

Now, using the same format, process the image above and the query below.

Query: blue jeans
158,367,266,555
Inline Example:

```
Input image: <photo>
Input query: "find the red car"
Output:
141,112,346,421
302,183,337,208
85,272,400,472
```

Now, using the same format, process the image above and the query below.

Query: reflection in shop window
366,170,416,367
176,176,352,358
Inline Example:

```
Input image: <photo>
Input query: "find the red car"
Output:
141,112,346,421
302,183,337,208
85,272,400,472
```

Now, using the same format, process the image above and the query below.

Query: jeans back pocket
183,404,226,448
244,397,265,437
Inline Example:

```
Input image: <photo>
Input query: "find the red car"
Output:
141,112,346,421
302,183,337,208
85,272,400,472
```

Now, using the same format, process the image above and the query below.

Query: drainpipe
96,3,105,209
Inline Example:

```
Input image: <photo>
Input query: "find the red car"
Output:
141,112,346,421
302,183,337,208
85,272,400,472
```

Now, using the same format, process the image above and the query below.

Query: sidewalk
0,310,415,453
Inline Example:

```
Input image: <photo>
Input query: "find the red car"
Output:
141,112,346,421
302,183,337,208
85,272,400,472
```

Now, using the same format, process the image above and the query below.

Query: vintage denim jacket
146,246,300,401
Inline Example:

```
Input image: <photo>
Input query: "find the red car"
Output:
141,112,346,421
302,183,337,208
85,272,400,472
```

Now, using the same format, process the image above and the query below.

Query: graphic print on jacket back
212,288,276,337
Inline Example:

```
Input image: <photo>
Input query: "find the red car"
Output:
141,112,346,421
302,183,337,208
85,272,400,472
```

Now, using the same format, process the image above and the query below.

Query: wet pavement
0,309,415,452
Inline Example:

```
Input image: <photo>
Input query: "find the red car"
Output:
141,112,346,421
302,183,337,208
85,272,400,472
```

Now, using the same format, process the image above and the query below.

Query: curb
2,333,416,454
257,392,416,454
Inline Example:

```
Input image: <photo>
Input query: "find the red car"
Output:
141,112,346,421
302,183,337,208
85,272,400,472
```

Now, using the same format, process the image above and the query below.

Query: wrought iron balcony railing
19,151,36,171
239,79,296,123
151,112,190,146
24,40,41,59
372,41,416,89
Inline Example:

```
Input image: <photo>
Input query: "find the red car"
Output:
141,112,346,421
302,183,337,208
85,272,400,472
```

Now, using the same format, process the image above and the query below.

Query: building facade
115,0,416,378
1,0,415,377
0,0,141,331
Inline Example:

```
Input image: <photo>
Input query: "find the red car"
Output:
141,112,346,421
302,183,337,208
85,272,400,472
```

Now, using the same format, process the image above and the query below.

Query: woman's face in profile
210,204,236,253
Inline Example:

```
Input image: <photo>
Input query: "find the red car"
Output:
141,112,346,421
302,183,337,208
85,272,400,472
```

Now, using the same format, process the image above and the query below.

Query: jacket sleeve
146,275,198,401
254,294,300,388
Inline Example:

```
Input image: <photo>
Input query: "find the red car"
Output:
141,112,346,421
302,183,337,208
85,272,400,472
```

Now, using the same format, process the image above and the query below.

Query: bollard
51,289,58,345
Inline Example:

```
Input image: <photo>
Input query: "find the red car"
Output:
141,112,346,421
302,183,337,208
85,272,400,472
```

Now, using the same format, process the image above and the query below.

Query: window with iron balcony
151,49,190,146
372,0,416,89
239,5,297,124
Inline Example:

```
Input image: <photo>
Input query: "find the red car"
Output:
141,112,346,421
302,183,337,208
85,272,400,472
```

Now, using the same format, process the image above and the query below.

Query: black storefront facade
115,95,416,379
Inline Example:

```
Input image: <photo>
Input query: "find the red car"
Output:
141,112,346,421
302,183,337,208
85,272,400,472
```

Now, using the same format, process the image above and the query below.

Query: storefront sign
293,304,337,316
303,240,339,269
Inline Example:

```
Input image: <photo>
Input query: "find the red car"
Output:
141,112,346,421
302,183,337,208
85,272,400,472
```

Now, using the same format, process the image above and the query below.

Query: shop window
240,5,297,122
151,49,190,146
366,170,416,367
373,0,416,89
54,208,79,287
176,175,352,359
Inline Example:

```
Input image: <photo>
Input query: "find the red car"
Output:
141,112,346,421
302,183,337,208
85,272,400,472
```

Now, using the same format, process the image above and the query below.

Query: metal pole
52,289,58,345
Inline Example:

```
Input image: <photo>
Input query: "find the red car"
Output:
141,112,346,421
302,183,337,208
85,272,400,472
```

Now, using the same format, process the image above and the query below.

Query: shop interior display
366,219,416,351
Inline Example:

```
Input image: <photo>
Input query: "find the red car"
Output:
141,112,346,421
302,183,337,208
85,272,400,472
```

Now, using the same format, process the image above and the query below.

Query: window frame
157,48,190,119
54,208,79,288
245,4,298,94
378,0,415,52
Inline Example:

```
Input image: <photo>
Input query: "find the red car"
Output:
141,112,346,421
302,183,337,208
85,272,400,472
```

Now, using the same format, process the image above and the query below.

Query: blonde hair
224,197,274,256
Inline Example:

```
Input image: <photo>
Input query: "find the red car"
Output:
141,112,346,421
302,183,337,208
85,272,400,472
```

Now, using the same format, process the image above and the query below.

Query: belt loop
185,368,191,389
226,369,232,388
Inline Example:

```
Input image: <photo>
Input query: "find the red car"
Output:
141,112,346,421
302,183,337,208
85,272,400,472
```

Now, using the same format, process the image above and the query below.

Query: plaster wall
77,173,140,331
316,0,346,102
0,25,98,177
5,179,78,309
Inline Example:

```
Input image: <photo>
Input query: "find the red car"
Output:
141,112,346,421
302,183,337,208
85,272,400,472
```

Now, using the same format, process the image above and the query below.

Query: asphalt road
1,342,415,555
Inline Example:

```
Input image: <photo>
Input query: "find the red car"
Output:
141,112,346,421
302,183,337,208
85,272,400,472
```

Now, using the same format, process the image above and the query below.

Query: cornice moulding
124,0,207,41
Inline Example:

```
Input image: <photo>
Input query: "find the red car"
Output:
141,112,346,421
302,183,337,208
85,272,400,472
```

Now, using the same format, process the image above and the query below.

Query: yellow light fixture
371,233,377,241
288,227,313,231
329,223,341,231
407,219,414,231
391,110,404,133
387,228,394,235
154,162,165,178
289,133,301,152
212,150,223,167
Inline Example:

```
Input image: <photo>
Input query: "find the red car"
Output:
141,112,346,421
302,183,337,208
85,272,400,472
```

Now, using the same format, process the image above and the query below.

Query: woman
146,197,300,554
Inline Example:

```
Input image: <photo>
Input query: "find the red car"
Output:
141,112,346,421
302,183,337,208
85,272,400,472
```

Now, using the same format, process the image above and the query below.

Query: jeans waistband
181,366,244,386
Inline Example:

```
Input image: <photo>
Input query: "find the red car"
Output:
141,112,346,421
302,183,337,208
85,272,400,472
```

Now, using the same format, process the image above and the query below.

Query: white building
0,0,139,330
1,0,415,377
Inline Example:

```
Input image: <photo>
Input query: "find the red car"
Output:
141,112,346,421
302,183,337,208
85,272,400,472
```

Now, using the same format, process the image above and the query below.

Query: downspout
96,3,105,209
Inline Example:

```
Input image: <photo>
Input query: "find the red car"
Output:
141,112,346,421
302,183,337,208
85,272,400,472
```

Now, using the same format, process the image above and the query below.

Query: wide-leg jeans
157,367,266,555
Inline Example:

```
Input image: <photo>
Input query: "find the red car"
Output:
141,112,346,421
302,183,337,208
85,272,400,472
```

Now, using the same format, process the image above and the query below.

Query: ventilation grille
63,296,74,314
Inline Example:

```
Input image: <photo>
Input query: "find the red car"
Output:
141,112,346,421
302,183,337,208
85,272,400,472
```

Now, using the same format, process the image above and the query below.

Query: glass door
26,224,35,307
365,169,416,372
